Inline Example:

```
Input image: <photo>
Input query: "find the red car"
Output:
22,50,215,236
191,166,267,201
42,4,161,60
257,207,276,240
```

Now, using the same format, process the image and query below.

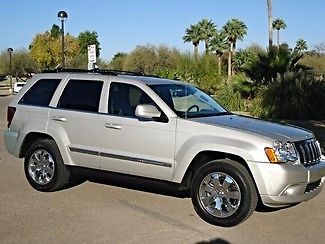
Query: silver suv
4,69,325,227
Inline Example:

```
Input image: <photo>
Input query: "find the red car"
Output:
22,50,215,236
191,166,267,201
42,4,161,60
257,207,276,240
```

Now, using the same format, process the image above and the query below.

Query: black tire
191,159,257,227
24,139,70,192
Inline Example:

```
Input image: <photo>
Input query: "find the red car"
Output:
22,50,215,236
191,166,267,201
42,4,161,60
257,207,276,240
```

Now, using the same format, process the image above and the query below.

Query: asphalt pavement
0,95,324,244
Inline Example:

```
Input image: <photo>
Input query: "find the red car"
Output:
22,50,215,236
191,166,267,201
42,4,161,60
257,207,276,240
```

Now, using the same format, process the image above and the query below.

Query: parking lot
0,95,324,244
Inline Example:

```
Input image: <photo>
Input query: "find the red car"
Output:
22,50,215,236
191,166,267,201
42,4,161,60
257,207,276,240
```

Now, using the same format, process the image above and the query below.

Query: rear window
19,79,61,106
58,79,103,113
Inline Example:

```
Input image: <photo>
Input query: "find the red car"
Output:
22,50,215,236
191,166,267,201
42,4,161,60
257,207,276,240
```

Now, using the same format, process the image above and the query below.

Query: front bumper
248,158,325,207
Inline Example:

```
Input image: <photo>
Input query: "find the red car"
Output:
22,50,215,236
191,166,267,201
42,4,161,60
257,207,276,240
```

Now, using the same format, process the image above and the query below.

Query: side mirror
135,104,161,119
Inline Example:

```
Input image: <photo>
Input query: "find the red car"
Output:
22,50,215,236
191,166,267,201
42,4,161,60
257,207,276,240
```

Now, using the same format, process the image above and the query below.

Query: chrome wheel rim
199,172,241,218
28,150,55,185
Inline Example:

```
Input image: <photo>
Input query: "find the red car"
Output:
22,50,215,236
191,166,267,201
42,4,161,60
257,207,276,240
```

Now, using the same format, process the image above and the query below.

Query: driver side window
108,82,157,118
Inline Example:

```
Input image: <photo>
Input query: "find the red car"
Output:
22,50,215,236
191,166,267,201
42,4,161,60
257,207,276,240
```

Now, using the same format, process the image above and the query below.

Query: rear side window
19,79,61,106
58,79,103,112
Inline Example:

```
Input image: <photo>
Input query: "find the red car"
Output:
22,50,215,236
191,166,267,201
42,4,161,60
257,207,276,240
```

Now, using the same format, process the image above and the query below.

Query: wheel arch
178,150,259,195
19,132,55,158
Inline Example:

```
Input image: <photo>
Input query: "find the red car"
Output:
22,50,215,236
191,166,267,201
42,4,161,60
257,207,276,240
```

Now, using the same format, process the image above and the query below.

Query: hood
191,114,314,142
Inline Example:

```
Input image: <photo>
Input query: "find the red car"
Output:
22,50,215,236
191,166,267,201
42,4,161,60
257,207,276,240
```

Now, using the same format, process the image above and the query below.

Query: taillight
7,106,16,128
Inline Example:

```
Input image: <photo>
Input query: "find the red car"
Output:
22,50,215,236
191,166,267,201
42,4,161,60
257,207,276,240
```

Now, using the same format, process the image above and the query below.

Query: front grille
294,139,322,166
305,180,322,193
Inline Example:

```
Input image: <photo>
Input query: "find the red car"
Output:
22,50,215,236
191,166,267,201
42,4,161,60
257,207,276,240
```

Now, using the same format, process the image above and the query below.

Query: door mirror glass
135,104,161,119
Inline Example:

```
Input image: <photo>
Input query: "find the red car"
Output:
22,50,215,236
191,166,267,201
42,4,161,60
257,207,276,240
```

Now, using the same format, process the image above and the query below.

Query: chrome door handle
105,123,122,130
51,116,67,122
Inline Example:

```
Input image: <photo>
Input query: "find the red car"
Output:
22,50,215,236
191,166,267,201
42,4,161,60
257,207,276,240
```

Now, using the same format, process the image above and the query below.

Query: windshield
149,83,228,118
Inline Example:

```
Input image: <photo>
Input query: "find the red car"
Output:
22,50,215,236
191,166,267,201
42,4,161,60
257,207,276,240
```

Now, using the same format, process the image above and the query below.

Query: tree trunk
217,55,221,77
205,41,209,54
194,44,199,59
232,42,236,75
227,42,233,79
277,30,280,49
267,0,273,49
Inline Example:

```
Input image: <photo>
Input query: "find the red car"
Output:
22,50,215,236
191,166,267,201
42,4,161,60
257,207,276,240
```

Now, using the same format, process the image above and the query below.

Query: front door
100,82,176,180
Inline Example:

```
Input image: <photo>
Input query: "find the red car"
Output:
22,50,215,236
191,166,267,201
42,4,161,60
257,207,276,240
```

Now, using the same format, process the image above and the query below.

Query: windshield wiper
213,111,232,116
186,111,231,118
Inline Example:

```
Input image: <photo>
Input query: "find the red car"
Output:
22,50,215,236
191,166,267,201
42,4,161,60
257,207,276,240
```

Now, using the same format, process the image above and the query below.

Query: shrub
214,84,244,111
252,71,325,119
0,49,37,76
108,52,127,70
110,45,226,93
244,46,309,86
300,54,325,75
156,52,223,93
120,44,180,74
230,73,255,99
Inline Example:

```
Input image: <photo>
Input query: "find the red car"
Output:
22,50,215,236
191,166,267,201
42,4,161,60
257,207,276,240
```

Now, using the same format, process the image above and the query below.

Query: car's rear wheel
24,139,70,192
191,159,257,227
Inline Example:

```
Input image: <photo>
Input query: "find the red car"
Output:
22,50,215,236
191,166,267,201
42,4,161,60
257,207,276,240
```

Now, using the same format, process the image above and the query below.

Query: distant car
13,82,26,94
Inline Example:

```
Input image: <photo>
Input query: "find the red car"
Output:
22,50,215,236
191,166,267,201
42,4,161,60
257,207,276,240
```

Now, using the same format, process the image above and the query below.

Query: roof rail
41,68,150,77
102,69,144,76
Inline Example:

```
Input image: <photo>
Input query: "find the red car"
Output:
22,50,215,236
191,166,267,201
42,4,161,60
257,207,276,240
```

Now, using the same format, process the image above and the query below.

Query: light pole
57,10,68,68
7,48,13,90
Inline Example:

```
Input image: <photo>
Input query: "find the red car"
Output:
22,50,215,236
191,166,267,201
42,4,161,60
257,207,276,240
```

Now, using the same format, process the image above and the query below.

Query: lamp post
57,10,68,68
7,48,13,90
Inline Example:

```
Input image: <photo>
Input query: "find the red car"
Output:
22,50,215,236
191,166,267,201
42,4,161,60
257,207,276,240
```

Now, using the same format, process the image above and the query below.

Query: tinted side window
108,82,156,117
19,79,61,106
58,79,103,112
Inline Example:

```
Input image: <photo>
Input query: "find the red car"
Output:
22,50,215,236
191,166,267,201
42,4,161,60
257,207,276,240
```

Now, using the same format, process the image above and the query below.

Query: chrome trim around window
68,147,172,168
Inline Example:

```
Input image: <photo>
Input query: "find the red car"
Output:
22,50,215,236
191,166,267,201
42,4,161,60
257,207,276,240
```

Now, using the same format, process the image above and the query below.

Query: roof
41,68,185,86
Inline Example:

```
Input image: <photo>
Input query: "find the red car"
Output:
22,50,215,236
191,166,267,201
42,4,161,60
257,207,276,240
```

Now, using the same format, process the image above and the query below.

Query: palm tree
244,46,308,86
222,18,248,77
267,0,273,49
294,38,308,52
272,18,287,48
197,19,217,54
209,31,228,76
183,24,201,58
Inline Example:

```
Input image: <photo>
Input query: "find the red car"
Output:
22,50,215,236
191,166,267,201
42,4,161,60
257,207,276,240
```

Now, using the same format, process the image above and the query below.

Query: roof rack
42,68,150,77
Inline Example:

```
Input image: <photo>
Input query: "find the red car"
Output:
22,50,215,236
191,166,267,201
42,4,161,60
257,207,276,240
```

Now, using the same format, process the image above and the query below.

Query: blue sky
0,0,324,60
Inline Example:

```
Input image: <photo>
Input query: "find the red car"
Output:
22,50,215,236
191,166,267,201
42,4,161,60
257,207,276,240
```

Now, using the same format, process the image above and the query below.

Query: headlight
264,141,299,163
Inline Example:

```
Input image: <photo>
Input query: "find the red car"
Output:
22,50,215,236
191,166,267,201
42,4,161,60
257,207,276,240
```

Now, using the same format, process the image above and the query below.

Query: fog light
283,184,302,196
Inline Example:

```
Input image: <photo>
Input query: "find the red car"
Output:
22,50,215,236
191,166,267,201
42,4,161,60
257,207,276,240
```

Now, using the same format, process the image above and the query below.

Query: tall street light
7,48,13,90
57,10,68,68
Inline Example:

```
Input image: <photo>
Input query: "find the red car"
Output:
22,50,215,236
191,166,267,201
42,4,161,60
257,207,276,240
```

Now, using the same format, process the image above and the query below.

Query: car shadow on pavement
88,175,190,198
255,201,300,213
196,239,231,244
64,167,189,198
62,172,88,190
63,171,302,214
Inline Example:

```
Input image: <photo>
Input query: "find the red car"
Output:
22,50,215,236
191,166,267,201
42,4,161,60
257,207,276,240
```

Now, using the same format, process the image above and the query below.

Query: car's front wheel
191,159,258,227
24,139,70,192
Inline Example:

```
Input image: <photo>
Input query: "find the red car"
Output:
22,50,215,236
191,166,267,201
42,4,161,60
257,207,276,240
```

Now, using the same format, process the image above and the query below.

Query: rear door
48,76,104,169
